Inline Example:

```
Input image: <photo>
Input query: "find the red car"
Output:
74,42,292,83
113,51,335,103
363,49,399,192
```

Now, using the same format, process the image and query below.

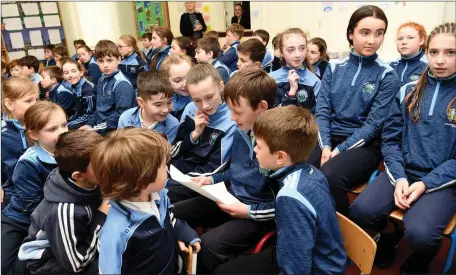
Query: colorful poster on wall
135,1,165,36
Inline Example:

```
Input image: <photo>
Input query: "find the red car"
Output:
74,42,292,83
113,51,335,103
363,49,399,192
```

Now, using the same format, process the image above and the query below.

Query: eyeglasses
117,45,129,49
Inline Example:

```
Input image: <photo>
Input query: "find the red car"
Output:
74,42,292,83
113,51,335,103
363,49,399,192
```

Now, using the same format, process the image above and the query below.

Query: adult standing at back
231,4,250,30
180,1,207,40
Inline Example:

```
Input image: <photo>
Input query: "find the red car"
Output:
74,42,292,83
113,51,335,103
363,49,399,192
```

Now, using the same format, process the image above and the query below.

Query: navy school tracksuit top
382,72,456,192
83,56,102,85
67,77,96,130
118,106,180,144
270,65,321,111
389,50,428,87
118,52,149,89
48,83,74,118
211,128,275,221
269,162,347,274
313,59,330,80
151,45,171,71
143,47,156,65
171,94,193,121
1,116,27,189
218,40,240,72
86,70,136,134
2,143,57,225
316,50,400,154
170,102,236,176
18,168,105,274
212,58,231,84
98,189,200,274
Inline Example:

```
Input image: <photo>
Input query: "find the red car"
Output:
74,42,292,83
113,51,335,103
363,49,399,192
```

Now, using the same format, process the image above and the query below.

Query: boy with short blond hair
118,71,179,143
82,40,136,135
218,23,244,72
215,105,347,274
195,36,230,83
40,66,74,116
92,128,200,274
18,130,108,274
173,68,277,273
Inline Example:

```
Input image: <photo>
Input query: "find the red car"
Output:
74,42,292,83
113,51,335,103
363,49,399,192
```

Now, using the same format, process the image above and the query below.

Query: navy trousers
350,172,456,255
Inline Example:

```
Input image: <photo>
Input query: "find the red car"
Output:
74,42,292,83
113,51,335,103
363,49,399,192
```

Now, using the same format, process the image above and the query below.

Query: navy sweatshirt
118,52,149,89
212,58,231,84
1,117,28,189
83,56,102,85
98,189,200,274
171,102,236,176
218,40,240,72
48,83,74,118
18,169,106,274
2,143,57,225
270,65,321,111
261,51,274,73
316,50,400,153
118,107,179,143
67,78,96,130
142,47,156,64
86,70,136,134
212,128,275,221
389,50,428,87
151,45,171,71
313,59,330,80
383,72,456,192
171,93,193,121
270,162,347,274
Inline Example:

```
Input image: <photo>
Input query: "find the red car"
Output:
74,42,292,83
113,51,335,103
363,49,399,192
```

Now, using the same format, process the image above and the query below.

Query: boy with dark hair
43,44,56,66
235,38,266,74
218,23,244,72
118,71,179,143
92,128,201,274
253,29,274,72
82,40,136,135
173,68,278,273
271,33,282,72
18,55,41,84
167,63,236,200
215,105,347,274
72,39,86,61
195,36,231,83
141,32,155,64
40,66,74,116
18,130,108,274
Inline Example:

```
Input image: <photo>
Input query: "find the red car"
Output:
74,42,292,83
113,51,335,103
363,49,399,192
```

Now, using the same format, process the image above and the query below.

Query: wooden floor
345,234,451,274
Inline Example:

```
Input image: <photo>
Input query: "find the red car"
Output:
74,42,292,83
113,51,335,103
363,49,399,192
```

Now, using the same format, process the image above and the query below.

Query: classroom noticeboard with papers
1,1,66,62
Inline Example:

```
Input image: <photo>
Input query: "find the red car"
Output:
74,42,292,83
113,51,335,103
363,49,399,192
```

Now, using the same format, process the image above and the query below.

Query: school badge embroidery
362,82,376,95
297,89,309,103
409,74,420,82
209,133,219,146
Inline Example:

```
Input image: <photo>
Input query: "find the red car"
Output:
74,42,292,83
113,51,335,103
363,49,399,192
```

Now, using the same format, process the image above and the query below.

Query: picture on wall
134,1,170,37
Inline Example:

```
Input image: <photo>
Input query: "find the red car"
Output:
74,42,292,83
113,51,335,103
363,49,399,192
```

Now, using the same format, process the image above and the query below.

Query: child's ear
27,130,39,143
51,77,57,84
254,61,261,69
276,150,289,166
136,97,145,108
4,98,14,112
209,51,214,58
257,100,268,112
71,171,84,182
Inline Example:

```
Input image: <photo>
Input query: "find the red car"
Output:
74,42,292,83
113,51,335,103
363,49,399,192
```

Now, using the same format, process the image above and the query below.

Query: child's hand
222,41,228,50
178,240,201,253
394,179,410,209
191,110,209,141
98,200,111,214
330,149,339,158
404,181,426,206
320,147,332,166
216,202,249,219
287,69,300,96
191,176,212,187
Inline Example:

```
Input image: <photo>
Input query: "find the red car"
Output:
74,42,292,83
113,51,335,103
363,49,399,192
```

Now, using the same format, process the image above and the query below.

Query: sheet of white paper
8,50,26,61
29,30,43,46
48,29,61,44
43,15,61,27
3,17,23,31
40,2,58,14
2,4,20,17
28,48,45,60
10,32,24,49
21,3,39,15
169,165,240,204
24,16,42,28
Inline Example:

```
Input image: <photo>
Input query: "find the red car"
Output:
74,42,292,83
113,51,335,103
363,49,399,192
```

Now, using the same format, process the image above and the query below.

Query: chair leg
443,230,456,274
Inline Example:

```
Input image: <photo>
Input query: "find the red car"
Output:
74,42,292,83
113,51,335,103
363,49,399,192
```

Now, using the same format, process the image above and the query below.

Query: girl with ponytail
351,22,456,274
118,34,149,89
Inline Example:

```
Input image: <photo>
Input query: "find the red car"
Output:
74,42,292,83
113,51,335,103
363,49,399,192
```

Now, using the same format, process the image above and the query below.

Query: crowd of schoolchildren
1,4,455,275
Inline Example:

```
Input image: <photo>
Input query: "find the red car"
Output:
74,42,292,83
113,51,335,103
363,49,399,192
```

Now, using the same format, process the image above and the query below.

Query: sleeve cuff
210,177,215,184
285,91,297,99
190,132,199,144
322,145,331,150
189,238,201,245
394,177,408,186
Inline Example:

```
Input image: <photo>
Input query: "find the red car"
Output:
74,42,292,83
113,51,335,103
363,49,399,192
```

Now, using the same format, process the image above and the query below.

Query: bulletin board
1,1,66,62
134,1,170,37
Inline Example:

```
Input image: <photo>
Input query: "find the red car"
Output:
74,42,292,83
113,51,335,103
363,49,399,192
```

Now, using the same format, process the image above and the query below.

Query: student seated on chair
172,69,277,273
93,128,201,274
229,38,267,78
195,36,231,84
219,24,244,72
350,22,456,274
214,106,347,275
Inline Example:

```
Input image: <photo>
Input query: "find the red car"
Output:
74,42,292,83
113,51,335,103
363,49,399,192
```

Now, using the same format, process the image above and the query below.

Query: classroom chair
390,209,456,274
253,213,378,275
347,162,384,195
179,244,198,275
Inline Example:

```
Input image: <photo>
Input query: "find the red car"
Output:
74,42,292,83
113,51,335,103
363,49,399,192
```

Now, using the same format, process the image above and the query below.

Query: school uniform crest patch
209,133,219,146
362,82,376,95
297,89,309,103
409,74,420,82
